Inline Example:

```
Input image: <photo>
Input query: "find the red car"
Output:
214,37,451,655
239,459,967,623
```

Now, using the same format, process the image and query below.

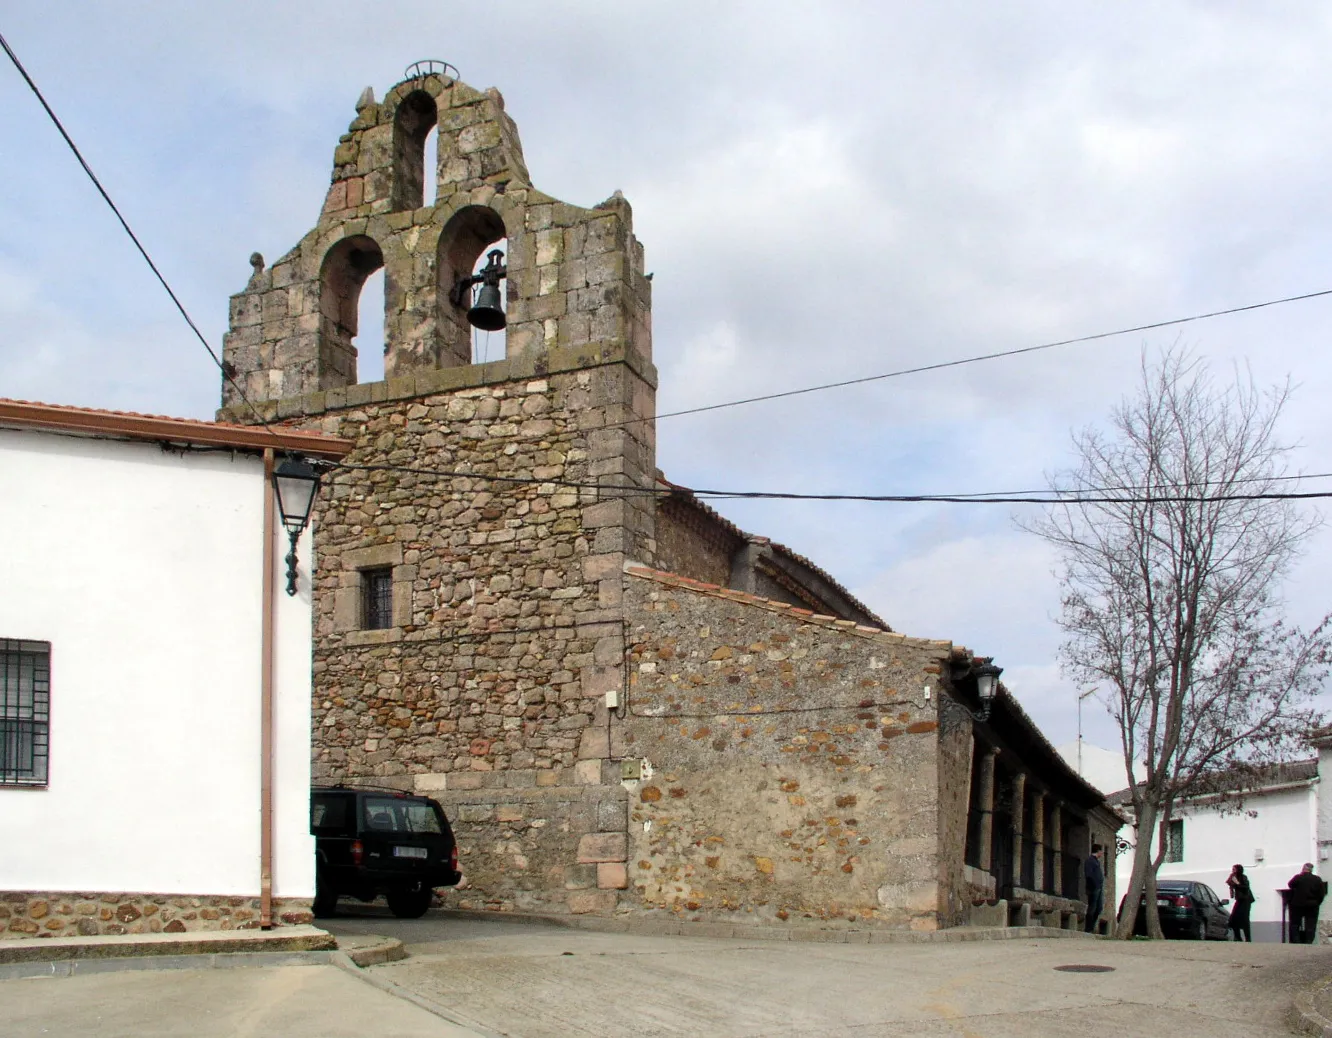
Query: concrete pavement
328,911,1332,1036
0,960,481,1038
5,907,1332,1036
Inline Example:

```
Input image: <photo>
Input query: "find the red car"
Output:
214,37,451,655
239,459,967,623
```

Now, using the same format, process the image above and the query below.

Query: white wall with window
0,405,347,920
1113,772,1318,942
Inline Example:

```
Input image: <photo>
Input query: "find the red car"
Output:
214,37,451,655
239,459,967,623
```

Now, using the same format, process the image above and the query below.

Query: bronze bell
467,249,507,331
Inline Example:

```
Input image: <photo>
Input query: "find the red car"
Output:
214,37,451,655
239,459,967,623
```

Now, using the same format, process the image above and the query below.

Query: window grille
362,568,394,630
1165,818,1184,863
1,639,49,786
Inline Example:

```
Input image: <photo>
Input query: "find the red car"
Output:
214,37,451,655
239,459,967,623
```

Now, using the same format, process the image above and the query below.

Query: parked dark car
1119,879,1230,940
310,786,462,918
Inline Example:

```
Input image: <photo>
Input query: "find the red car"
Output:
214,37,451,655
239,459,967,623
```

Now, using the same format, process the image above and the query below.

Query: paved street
327,909,1332,1037
0,956,477,1038
4,907,1331,1037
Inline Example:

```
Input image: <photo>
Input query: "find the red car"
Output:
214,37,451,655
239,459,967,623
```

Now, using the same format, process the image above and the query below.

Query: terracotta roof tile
624,562,951,652
0,397,352,458
654,474,888,629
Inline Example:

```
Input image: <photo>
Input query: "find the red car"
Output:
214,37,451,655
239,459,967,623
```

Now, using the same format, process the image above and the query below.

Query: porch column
1050,803,1063,897
1031,790,1046,892
976,748,997,871
1010,772,1027,886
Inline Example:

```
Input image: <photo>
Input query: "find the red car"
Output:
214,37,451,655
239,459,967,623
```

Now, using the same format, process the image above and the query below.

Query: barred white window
1,639,50,787
1165,818,1184,863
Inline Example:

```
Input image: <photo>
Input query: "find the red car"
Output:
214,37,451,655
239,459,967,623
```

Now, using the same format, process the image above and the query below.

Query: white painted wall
0,429,315,898
1114,783,1316,941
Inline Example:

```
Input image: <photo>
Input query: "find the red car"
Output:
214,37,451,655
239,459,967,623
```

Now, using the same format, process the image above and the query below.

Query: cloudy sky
5,2,1332,760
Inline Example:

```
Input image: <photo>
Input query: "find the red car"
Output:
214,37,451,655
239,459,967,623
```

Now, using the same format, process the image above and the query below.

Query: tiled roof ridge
653,474,889,630
2,397,274,431
0,397,352,457
625,562,949,651
1105,756,1320,805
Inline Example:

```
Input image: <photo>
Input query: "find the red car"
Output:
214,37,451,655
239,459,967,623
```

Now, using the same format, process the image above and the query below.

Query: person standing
1287,863,1328,944
1226,864,1254,942
1083,843,1105,934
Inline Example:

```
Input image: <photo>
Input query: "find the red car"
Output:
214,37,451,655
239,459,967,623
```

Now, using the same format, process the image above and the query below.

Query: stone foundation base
0,892,314,940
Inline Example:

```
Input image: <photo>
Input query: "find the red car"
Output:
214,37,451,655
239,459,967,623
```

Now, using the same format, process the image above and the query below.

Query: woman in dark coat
1227,864,1254,941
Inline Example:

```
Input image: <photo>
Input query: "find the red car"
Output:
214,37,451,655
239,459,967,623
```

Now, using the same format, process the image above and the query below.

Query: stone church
220,64,1120,932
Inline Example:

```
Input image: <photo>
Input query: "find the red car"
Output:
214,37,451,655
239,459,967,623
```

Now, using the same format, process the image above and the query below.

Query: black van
310,786,462,918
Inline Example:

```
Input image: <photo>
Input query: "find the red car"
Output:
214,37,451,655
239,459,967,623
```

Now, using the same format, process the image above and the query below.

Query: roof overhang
0,398,352,460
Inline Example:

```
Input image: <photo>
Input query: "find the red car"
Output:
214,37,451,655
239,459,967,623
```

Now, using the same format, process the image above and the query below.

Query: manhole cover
1054,964,1116,973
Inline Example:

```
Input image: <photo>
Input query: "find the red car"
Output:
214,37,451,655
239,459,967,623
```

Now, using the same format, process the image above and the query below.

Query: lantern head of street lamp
271,454,325,595
971,658,1003,722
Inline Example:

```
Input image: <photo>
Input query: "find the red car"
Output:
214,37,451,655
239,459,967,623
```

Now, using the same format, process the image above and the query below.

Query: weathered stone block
574,759,602,785
597,862,628,889
577,832,627,864
567,891,617,915
578,729,609,760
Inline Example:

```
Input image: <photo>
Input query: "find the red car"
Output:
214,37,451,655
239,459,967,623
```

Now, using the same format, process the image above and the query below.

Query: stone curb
0,925,336,965
431,908,1097,944
0,949,336,981
339,934,408,967
1292,973,1332,1036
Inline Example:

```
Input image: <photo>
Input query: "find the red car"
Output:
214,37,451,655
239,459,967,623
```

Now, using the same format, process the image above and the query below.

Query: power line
0,30,282,442
12,24,1332,502
598,287,1332,432
331,460,1332,506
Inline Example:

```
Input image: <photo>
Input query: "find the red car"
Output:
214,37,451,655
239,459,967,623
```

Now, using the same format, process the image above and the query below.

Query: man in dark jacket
1288,863,1327,944
1084,844,1105,934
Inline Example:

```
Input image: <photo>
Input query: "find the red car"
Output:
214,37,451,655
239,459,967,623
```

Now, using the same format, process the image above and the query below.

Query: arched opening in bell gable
436,205,508,368
318,235,385,388
356,268,386,382
391,90,438,212
423,124,440,207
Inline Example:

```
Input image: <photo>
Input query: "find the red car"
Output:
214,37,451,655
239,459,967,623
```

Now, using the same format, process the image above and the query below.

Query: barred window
362,568,394,630
1,639,50,787
1165,818,1184,863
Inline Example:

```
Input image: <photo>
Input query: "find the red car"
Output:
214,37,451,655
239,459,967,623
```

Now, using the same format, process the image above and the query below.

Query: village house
217,63,1117,931
1105,731,1332,942
0,399,350,938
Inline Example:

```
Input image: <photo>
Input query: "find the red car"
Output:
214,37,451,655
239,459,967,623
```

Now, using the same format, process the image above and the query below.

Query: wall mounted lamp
271,454,324,596
970,658,1003,722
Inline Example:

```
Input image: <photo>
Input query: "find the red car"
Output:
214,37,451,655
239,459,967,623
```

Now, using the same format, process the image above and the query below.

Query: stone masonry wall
618,566,955,930
934,692,976,928
224,344,654,917
653,498,739,590
1,893,312,939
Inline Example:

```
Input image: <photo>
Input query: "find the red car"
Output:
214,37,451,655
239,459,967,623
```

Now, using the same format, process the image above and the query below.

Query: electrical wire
11,27,1332,509
330,460,1332,506
0,30,284,442
602,287,1332,432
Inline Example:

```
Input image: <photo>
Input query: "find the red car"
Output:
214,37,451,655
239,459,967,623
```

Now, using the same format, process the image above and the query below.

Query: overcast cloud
5,2,1332,758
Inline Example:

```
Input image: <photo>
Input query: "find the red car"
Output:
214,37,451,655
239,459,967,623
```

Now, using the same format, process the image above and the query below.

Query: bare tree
1027,348,1330,939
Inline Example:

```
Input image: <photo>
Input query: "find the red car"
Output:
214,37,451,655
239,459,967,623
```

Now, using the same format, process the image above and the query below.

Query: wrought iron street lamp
271,454,323,596
971,658,1003,722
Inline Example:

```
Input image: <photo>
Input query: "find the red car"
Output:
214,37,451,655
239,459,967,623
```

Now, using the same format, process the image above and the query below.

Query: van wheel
312,875,338,918
387,886,433,919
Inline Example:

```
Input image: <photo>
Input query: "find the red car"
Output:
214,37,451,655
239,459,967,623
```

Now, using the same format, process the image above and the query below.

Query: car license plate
393,846,428,859
1156,898,1171,906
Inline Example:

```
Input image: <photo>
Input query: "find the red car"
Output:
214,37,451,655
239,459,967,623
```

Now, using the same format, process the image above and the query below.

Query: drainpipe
260,448,276,929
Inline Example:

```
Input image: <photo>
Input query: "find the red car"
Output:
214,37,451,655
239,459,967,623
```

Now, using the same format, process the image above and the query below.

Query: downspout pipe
260,448,276,929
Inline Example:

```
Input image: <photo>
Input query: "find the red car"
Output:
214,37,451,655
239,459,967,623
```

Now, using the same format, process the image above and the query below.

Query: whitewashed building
1109,760,1320,942
0,399,350,938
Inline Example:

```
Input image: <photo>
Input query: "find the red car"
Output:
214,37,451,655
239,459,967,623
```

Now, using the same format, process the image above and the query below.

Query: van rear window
311,796,348,833
363,797,443,834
